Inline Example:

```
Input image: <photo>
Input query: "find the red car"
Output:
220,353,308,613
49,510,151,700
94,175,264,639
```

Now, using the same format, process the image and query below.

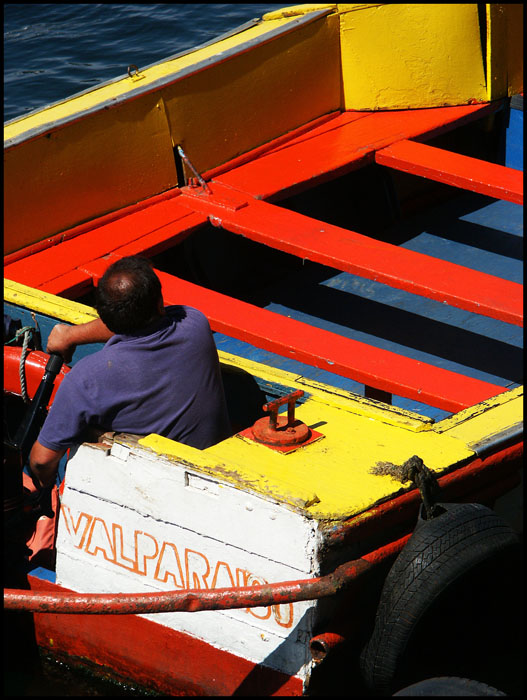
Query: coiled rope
6,326,38,404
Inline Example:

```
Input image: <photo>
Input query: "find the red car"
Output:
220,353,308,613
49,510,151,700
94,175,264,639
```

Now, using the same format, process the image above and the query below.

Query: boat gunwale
3,8,334,149
2,19,262,130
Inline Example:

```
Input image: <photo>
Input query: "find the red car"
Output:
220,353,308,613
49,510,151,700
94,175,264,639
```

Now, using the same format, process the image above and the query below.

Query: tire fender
360,502,520,695
393,676,506,696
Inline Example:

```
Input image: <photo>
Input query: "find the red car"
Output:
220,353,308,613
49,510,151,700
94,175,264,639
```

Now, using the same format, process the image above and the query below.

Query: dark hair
96,256,162,334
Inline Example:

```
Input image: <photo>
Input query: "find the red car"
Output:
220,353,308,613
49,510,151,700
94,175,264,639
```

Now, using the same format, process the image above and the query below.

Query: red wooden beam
375,139,523,204
4,203,206,289
42,269,94,298
215,102,502,200
3,189,186,267
177,185,523,326
81,256,506,414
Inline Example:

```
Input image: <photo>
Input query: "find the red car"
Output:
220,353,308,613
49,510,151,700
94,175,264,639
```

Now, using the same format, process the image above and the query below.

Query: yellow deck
140,369,521,522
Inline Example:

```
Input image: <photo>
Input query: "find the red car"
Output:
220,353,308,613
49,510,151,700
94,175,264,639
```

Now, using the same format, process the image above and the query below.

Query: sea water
4,3,284,121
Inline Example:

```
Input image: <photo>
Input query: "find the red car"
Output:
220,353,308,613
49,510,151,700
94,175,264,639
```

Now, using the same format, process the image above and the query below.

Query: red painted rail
3,203,206,290
375,139,523,204
4,535,409,614
177,186,523,326
79,256,506,414
3,189,189,267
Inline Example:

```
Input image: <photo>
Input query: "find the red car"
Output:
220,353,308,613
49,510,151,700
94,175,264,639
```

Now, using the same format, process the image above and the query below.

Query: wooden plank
375,139,523,204
3,189,187,267
4,205,206,289
36,216,207,296
80,257,506,414
177,186,523,326
41,269,93,297
202,111,360,180
215,102,502,200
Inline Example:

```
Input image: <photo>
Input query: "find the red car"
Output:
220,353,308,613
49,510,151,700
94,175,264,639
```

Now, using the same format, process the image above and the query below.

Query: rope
5,324,40,403
6,325,37,403
5,325,35,346
19,329,32,403
371,454,443,520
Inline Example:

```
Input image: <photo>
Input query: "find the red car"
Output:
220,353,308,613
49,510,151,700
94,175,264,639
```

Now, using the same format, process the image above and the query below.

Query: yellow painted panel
432,386,523,434
140,395,474,522
161,13,341,176
339,4,487,110
4,11,340,252
4,279,99,324
434,387,523,448
4,15,311,142
486,4,524,100
4,98,176,255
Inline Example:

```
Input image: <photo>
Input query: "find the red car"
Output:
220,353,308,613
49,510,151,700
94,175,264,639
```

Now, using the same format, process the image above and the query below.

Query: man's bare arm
29,441,66,488
47,318,114,362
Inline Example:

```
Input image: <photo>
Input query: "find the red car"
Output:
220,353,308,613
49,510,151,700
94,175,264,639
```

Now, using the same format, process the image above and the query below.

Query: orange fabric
22,471,59,569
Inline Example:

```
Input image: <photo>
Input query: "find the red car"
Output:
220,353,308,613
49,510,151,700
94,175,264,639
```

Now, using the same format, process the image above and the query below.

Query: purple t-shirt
38,306,231,451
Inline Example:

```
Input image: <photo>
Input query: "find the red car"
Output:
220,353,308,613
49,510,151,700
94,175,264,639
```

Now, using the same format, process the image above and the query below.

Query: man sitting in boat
29,255,231,490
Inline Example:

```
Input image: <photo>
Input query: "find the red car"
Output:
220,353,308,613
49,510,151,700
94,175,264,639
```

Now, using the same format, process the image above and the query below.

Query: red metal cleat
237,390,324,453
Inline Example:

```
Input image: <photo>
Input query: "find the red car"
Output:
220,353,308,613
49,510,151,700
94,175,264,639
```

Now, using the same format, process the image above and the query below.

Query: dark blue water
4,3,284,122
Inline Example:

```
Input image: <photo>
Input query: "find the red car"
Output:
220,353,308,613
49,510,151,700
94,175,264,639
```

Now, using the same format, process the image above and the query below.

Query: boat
4,3,523,696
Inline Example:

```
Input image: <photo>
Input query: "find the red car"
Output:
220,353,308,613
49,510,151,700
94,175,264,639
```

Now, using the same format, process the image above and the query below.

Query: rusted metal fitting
252,390,310,447
177,145,211,194
309,632,347,663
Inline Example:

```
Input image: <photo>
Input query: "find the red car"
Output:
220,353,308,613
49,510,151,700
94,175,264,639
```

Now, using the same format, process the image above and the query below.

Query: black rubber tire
392,676,506,696
360,502,520,696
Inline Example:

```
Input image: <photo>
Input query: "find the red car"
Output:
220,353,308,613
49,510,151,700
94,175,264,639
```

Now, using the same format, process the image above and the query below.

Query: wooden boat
4,4,523,696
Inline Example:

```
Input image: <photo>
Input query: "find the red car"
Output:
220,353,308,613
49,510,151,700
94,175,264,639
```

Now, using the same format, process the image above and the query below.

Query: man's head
96,256,163,334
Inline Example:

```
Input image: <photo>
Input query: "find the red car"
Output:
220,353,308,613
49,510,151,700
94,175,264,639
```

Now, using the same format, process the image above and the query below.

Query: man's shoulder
166,305,208,325
68,344,114,378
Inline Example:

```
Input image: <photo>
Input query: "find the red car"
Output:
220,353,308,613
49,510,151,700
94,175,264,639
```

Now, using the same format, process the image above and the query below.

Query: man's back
38,306,231,451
